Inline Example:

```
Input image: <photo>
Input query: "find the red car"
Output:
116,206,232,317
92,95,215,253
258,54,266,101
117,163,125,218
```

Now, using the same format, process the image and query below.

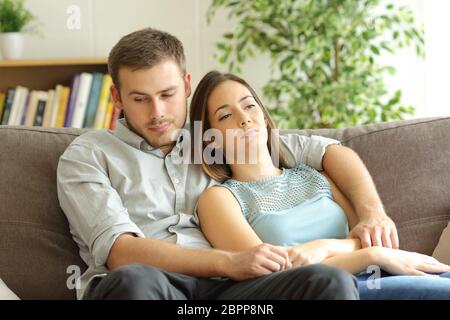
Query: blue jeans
357,270,450,300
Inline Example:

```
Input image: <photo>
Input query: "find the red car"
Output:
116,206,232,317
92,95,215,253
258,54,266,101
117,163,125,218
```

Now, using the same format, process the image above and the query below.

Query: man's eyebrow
128,90,149,96
214,95,253,115
159,86,177,94
128,86,177,96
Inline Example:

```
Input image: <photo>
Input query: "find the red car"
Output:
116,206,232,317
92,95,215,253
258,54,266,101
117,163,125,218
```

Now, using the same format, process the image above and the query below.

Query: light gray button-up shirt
56,118,340,299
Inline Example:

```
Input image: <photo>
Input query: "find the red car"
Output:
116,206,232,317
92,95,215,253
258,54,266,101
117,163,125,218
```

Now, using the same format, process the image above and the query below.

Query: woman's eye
219,114,231,121
246,104,256,109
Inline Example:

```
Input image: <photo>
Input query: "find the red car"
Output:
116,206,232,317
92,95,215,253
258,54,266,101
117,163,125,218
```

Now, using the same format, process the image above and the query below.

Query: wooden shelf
0,57,108,91
0,57,108,68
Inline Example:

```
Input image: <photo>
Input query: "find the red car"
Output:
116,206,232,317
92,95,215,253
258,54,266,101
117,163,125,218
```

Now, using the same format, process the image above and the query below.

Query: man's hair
108,27,186,91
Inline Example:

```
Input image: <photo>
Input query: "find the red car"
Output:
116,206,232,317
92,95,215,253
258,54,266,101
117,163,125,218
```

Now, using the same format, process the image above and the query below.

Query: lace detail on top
221,164,332,220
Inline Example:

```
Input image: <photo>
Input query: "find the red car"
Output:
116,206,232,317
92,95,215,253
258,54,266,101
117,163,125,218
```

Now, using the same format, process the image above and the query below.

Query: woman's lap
357,271,450,300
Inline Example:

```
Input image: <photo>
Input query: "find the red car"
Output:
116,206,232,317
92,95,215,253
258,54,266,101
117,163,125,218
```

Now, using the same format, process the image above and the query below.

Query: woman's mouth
240,128,258,138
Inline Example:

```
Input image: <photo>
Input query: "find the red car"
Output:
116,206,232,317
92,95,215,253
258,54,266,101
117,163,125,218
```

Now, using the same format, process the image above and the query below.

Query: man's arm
107,233,291,281
322,144,399,249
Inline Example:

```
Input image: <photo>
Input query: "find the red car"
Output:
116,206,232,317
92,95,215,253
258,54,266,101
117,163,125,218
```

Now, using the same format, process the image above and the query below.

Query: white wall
13,0,447,120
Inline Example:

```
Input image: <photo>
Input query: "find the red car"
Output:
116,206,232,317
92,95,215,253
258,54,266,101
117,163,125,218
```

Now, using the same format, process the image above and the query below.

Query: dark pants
83,263,359,300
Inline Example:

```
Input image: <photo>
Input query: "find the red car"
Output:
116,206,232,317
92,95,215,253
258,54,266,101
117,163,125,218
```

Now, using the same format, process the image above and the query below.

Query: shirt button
173,178,180,184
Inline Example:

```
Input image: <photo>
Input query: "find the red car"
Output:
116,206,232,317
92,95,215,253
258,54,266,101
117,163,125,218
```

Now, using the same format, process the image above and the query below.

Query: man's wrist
355,204,386,220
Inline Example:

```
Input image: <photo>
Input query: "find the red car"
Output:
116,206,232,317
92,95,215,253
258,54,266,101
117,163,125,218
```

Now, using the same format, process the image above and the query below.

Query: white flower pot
0,32,25,60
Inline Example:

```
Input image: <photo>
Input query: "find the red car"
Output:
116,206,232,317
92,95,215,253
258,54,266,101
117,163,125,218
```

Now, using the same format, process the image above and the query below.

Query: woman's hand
372,247,450,276
287,240,332,267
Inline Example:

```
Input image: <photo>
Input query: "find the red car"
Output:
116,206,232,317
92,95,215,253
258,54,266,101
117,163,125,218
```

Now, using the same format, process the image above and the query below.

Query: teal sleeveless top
220,164,349,246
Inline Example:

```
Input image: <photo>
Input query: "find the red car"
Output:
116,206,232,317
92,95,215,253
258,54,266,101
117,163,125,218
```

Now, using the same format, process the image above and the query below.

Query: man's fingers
390,228,400,249
370,227,382,247
358,230,372,248
381,228,393,248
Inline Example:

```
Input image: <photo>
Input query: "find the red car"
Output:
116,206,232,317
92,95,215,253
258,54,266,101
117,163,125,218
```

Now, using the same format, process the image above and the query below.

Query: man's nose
151,98,165,119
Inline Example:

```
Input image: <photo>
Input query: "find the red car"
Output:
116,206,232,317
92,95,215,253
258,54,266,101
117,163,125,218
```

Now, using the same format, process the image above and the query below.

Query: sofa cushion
0,126,89,299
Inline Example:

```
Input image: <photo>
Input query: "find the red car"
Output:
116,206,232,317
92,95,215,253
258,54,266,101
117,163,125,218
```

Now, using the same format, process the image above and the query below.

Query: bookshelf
0,57,121,129
0,57,108,91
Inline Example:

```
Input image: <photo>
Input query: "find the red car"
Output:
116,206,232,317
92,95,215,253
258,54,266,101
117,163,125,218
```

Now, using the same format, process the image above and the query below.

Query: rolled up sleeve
280,134,341,171
57,143,144,268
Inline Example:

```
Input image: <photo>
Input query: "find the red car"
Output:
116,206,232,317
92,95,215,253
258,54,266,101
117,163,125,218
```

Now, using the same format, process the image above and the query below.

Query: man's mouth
148,122,171,133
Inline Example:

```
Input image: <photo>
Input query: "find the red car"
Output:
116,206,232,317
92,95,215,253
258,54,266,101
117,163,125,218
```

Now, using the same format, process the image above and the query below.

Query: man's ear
185,72,192,98
110,85,123,110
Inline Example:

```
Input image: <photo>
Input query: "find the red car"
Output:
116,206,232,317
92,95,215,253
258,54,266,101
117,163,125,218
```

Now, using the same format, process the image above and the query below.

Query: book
83,72,103,128
0,92,5,123
55,86,70,128
42,90,55,128
71,72,93,128
49,85,63,127
103,101,114,129
24,91,40,126
93,74,112,129
8,86,29,126
33,91,48,127
1,88,15,125
20,92,31,125
64,74,81,127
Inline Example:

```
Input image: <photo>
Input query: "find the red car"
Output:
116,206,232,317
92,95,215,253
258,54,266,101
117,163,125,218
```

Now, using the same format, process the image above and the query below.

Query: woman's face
207,80,268,163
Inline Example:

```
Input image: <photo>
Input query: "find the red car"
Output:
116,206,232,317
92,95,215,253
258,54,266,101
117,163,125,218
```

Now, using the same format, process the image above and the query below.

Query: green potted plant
208,0,425,129
0,0,38,59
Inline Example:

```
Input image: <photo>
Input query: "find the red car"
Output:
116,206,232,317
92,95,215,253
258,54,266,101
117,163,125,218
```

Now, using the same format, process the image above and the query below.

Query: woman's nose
239,116,252,128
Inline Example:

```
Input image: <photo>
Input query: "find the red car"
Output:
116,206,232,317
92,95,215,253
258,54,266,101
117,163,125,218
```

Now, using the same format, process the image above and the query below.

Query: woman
190,71,450,299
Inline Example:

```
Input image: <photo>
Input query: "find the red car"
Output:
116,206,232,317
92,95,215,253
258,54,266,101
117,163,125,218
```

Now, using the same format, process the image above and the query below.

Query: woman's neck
229,149,282,182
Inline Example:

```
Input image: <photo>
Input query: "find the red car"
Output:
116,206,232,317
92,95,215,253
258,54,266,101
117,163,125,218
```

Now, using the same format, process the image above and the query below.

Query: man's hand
223,243,292,281
347,214,399,249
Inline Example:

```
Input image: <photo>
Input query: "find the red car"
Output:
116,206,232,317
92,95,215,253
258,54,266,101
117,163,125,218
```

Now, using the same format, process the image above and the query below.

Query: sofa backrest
1,117,449,299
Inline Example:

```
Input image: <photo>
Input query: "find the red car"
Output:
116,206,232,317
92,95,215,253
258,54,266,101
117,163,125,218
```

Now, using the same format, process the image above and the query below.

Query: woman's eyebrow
214,95,253,115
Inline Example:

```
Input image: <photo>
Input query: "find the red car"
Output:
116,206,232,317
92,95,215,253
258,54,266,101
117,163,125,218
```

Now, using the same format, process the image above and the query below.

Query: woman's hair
190,71,286,182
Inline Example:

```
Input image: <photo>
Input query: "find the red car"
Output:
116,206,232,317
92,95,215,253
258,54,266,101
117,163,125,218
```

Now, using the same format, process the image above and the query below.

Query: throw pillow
432,221,450,265
0,279,20,300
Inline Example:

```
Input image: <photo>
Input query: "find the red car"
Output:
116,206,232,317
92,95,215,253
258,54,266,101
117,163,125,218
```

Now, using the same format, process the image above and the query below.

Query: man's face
111,60,191,154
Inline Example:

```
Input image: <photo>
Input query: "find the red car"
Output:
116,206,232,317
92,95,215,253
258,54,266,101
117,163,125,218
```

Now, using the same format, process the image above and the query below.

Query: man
57,28,396,300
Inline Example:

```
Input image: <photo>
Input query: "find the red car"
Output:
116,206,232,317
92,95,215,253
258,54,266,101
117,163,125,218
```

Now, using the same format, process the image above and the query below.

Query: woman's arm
197,186,263,251
321,246,450,276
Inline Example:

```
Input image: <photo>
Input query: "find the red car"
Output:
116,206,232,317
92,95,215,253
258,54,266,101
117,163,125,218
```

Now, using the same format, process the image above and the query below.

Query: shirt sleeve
280,133,341,171
57,143,145,268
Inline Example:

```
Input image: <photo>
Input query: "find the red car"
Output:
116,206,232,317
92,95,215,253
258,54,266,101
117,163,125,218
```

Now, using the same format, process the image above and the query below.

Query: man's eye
219,114,231,121
134,97,146,102
163,92,175,98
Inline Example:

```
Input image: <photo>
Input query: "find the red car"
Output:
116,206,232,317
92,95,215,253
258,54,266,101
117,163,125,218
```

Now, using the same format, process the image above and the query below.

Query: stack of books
0,73,121,130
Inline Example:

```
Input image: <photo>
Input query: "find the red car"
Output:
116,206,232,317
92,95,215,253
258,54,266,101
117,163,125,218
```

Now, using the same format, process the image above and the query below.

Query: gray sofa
1,117,450,299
